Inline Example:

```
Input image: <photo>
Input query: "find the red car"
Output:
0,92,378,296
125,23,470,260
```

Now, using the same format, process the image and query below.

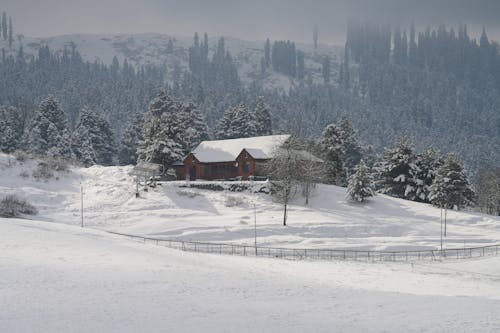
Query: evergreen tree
1,12,6,41
264,38,271,68
322,55,330,83
347,160,374,202
72,107,116,166
321,123,346,185
313,25,318,50
138,91,182,167
118,113,144,165
376,137,417,199
8,16,13,47
178,101,209,150
215,103,257,139
413,148,442,202
254,96,272,136
24,95,72,158
296,50,305,80
338,115,362,177
430,154,474,210
0,106,24,153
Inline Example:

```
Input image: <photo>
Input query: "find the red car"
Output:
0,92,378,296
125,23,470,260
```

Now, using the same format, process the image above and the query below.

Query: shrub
224,195,245,207
19,171,30,179
0,195,38,217
13,150,30,162
32,162,54,180
176,190,201,198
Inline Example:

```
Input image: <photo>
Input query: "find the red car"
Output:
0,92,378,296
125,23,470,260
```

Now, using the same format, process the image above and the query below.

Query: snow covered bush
0,195,38,218
347,160,374,202
176,190,201,198
32,162,54,180
13,150,30,162
224,195,245,207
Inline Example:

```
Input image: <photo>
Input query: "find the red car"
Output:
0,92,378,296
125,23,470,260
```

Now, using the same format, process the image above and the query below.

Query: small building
182,135,290,180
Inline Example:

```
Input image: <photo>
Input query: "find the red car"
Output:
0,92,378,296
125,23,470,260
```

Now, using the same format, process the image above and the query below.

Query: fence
107,231,500,262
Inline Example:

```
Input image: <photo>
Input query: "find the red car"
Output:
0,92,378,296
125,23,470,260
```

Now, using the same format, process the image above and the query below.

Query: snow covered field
1,218,500,332
2,153,500,331
1,153,499,251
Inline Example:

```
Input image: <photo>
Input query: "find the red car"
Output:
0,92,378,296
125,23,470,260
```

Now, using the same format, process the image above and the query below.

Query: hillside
2,154,500,331
1,153,499,251
0,33,341,91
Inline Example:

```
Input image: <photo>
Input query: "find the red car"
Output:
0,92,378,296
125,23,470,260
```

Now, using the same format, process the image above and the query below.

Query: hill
1,153,499,251
2,153,500,331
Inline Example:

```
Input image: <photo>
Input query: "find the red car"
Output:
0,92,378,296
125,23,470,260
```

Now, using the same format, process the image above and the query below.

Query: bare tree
266,137,324,224
266,138,301,226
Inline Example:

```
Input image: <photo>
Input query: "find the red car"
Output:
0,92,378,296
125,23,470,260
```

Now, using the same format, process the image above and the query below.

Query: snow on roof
190,135,290,163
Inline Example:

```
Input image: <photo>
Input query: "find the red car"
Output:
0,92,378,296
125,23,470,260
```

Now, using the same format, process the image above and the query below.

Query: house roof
189,135,290,163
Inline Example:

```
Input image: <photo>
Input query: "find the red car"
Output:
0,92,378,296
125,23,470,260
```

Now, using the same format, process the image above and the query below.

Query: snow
191,135,290,162
2,153,500,331
2,218,500,332
0,33,342,91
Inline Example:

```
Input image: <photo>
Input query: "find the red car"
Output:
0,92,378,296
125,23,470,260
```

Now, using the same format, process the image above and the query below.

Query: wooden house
181,135,290,180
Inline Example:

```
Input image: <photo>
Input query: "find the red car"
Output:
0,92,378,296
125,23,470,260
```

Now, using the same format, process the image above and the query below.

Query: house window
243,162,249,173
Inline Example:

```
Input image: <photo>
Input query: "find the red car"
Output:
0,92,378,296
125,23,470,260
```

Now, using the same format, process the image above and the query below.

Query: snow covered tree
118,113,144,165
266,138,302,226
347,160,374,202
1,12,6,41
413,148,443,202
475,167,500,215
338,115,362,177
24,95,72,158
178,101,209,150
0,106,24,153
321,123,346,186
8,16,12,48
254,96,272,136
72,107,116,166
138,91,209,168
376,137,417,199
430,154,474,210
215,103,257,139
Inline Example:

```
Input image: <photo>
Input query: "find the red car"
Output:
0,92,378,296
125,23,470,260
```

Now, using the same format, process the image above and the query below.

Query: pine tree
264,38,271,68
322,55,330,83
0,106,24,153
347,160,374,202
1,12,6,41
215,103,257,139
430,154,474,210
24,95,72,158
8,16,13,48
72,107,116,166
338,115,362,177
321,123,346,185
137,91,186,167
254,97,272,136
296,50,305,80
413,148,442,202
178,101,209,150
376,137,417,199
119,113,144,165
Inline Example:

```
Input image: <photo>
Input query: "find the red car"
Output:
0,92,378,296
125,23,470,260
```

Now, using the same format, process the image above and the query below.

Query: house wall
184,151,269,180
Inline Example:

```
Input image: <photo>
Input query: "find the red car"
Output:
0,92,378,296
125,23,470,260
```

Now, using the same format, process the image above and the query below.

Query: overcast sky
3,0,500,44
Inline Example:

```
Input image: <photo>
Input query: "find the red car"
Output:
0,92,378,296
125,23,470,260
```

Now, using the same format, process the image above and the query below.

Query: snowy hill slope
2,217,500,332
1,153,499,251
0,33,341,90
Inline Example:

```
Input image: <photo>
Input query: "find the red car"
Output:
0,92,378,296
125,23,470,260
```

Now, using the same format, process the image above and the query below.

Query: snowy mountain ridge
0,33,342,91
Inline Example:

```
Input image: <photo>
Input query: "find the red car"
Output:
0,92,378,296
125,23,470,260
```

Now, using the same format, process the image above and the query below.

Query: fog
3,0,500,44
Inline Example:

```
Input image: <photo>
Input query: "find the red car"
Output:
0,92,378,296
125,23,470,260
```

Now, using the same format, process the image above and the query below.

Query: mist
3,0,500,45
